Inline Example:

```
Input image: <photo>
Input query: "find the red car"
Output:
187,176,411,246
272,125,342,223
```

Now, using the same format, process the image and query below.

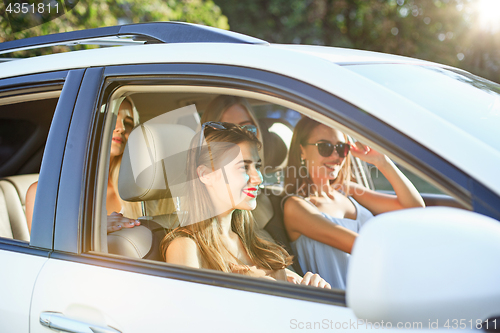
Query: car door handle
40,311,121,333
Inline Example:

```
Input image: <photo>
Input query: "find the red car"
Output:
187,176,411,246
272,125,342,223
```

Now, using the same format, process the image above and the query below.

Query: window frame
51,63,488,306
0,69,80,253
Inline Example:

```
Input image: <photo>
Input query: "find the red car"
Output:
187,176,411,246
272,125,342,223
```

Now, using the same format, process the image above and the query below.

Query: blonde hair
285,117,352,197
161,122,292,272
201,95,265,167
109,97,142,219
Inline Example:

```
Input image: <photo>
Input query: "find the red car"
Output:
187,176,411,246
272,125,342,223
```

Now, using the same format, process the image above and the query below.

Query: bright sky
475,0,500,32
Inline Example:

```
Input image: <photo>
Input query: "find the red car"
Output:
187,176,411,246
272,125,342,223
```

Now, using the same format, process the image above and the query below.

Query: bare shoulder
165,236,202,268
283,195,323,238
283,195,318,215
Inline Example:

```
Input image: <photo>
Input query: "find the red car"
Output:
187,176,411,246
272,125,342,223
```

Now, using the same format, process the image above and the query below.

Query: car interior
0,85,471,281
0,90,59,240
91,87,471,274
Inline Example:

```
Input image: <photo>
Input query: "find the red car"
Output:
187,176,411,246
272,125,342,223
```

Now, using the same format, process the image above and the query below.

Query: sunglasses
196,121,227,162
196,122,257,162
303,142,350,158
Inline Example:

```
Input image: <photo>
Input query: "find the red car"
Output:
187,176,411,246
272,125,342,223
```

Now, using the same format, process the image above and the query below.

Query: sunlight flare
475,0,500,32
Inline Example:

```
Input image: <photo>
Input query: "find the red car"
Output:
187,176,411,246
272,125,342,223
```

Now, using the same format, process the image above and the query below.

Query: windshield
344,64,500,150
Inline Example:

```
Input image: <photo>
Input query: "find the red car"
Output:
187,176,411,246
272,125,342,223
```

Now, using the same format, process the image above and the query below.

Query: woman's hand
285,268,303,284
107,212,140,234
300,272,331,289
347,141,425,214
349,141,388,167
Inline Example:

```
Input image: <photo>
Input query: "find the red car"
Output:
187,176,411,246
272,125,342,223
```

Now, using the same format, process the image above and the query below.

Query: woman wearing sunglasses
161,122,330,288
283,116,425,289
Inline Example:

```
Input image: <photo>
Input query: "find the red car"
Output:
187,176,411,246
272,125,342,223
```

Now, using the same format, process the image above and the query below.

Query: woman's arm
283,196,358,254
25,181,38,233
349,142,425,215
165,237,203,268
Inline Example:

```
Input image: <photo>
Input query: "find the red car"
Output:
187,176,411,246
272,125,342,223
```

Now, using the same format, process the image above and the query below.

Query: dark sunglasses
303,142,351,158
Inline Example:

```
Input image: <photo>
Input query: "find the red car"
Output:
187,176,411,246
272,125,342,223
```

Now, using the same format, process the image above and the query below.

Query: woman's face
110,100,135,158
220,104,259,137
300,124,347,183
202,141,263,214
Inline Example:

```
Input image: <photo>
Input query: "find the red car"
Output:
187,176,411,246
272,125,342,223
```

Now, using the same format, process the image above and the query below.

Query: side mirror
347,207,500,328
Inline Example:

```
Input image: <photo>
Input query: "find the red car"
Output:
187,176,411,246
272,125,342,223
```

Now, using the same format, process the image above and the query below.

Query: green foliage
0,0,228,44
215,0,500,83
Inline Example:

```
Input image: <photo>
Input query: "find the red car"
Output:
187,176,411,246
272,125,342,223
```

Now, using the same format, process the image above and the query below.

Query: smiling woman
282,116,425,289
161,121,331,288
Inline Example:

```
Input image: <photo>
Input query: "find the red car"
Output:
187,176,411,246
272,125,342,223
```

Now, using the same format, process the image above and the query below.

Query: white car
0,22,499,332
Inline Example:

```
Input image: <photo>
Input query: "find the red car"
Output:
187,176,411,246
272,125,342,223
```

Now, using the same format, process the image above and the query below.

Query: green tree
215,0,500,83
0,0,228,45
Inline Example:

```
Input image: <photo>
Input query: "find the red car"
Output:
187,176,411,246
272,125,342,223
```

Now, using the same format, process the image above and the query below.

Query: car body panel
0,249,47,332
53,68,104,253
29,69,85,249
30,259,354,333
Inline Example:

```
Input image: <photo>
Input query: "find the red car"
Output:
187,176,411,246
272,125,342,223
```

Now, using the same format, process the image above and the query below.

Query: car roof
270,44,437,66
1,39,498,197
0,42,438,79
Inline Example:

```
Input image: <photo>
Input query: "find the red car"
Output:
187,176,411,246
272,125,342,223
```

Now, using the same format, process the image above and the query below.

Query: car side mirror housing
347,207,500,327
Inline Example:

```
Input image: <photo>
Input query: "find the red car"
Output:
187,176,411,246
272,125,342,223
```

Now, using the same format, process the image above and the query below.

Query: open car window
90,84,471,294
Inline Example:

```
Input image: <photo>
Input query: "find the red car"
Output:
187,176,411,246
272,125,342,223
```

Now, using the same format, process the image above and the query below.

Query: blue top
289,196,373,290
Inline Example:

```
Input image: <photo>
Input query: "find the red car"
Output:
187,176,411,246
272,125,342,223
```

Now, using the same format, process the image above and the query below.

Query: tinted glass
345,64,500,151
0,119,36,167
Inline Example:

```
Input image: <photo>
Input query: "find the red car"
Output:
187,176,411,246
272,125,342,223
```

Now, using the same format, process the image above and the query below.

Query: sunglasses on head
196,121,257,163
303,141,351,158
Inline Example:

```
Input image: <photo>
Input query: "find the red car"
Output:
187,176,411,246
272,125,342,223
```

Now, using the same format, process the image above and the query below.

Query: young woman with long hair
283,116,425,289
26,97,142,233
105,97,143,232
161,122,330,287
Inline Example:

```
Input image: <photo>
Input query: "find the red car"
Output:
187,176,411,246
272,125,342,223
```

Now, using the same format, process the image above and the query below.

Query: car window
344,64,500,152
88,80,471,303
0,94,58,176
0,119,36,168
96,90,296,258
0,88,60,242
369,163,445,194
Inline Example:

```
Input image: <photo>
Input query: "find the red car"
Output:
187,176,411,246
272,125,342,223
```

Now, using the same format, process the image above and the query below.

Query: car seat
0,173,39,241
108,123,195,260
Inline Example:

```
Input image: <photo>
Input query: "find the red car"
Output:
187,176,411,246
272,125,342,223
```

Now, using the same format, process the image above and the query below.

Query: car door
28,65,358,333
26,61,498,332
0,69,83,333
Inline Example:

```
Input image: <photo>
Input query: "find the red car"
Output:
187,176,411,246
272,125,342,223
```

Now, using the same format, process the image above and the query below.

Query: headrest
119,123,196,202
1,174,39,206
258,118,292,174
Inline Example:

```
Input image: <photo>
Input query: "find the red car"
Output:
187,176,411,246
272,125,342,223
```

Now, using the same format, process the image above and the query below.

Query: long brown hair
284,116,352,197
161,122,292,272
